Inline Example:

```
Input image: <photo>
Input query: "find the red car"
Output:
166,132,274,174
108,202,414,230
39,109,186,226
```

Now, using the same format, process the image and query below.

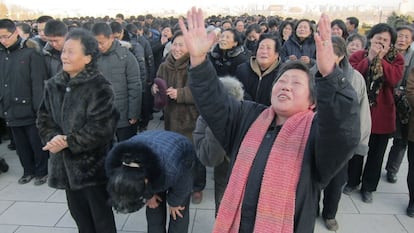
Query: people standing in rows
92,22,142,141
281,19,316,67
32,15,53,47
151,31,206,205
346,33,366,55
110,21,147,93
316,36,371,231
179,8,360,233
0,19,49,185
346,16,359,35
43,20,67,78
385,25,414,184
235,33,282,106
346,23,404,203
278,20,294,45
209,28,251,77
193,76,245,215
37,28,119,233
127,23,156,131
331,19,349,40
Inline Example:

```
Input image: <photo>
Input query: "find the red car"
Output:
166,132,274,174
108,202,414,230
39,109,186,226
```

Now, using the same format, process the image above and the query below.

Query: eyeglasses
0,32,14,40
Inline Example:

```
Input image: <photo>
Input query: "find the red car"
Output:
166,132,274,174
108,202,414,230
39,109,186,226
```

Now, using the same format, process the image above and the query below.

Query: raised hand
314,13,335,77
178,7,216,67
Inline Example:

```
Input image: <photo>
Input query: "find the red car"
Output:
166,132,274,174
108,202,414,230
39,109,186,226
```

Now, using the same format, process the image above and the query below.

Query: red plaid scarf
213,108,315,233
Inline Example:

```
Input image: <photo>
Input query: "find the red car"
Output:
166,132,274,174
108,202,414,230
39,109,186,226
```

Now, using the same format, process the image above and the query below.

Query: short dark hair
256,33,281,54
275,61,316,105
16,22,32,34
222,28,243,46
65,28,99,69
115,13,124,20
44,20,68,37
367,23,397,46
346,17,359,29
91,22,112,38
36,15,54,24
109,21,123,34
331,19,349,40
245,23,261,35
0,19,16,32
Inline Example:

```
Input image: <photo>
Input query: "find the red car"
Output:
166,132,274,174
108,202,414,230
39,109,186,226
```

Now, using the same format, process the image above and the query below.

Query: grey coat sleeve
193,116,227,167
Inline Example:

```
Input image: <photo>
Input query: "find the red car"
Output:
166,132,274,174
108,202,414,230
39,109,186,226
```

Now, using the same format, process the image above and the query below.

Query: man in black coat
0,19,49,185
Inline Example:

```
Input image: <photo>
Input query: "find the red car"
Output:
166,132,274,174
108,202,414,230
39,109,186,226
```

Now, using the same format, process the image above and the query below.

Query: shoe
343,185,357,195
324,218,339,231
7,143,16,150
34,175,48,186
407,204,414,218
361,191,373,203
18,175,34,184
0,158,9,173
192,191,203,204
386,172,397,183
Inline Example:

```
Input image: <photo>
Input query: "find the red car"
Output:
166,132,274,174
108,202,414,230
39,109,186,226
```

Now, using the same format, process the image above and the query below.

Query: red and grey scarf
213,107,315,233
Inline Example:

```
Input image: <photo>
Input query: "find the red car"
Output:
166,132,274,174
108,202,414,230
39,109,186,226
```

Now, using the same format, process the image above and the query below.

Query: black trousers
66,184,116,233
193,157,206,192
146,191,191,233
386,123,408,174
139,85,155,129
407,141,414,206
116,124,138,142
214,159,230,216
361,134,390,192
11,124,48,177
322,165,347,219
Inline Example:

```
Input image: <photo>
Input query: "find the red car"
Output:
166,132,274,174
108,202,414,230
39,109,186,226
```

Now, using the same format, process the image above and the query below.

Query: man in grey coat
92,22,142,141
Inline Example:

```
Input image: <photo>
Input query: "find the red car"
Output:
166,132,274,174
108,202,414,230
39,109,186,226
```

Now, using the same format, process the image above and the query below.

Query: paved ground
0,112,413,233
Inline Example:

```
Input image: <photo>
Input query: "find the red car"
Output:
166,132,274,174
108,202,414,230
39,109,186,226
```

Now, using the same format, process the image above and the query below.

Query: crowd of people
0,6,414,233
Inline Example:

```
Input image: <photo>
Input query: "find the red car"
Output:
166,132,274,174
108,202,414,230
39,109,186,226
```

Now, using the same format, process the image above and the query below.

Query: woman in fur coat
36,28,119,233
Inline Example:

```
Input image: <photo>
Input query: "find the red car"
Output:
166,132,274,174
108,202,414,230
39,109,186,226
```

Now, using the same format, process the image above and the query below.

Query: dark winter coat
36,68,119,190
188,60,360,233
156,53,199,140
97,41,142,128
119,40,147,92
350,50,404,134
105,130,195,207
42,42,62,79
235,56,282,106
0,37,47,127
280,34,316,66
209,44,251,77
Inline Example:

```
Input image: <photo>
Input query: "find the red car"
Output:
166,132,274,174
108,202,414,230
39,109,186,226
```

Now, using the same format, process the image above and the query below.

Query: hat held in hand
153,77,168,111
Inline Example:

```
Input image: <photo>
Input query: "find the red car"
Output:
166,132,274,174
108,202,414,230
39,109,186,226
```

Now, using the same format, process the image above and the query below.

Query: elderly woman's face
256,38,279,70
171,35,188,60
347,38,364,55
296,21,312,39
395,29,413,52
369,31,392,51
219,31,238,50
61,39,91,78
271,69,313,120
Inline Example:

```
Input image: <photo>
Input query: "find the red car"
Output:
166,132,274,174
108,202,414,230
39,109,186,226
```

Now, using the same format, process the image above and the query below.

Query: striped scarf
213,107,315,233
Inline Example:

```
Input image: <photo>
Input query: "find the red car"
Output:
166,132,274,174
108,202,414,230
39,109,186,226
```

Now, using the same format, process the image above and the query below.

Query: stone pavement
0,112,413,233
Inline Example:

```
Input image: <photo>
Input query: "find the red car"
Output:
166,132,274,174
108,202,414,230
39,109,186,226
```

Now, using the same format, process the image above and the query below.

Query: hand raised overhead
314,13,335,77
178,7,217,67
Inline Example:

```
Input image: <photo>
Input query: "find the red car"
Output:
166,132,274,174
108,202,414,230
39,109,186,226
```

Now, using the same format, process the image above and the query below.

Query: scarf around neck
213,107,315,233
